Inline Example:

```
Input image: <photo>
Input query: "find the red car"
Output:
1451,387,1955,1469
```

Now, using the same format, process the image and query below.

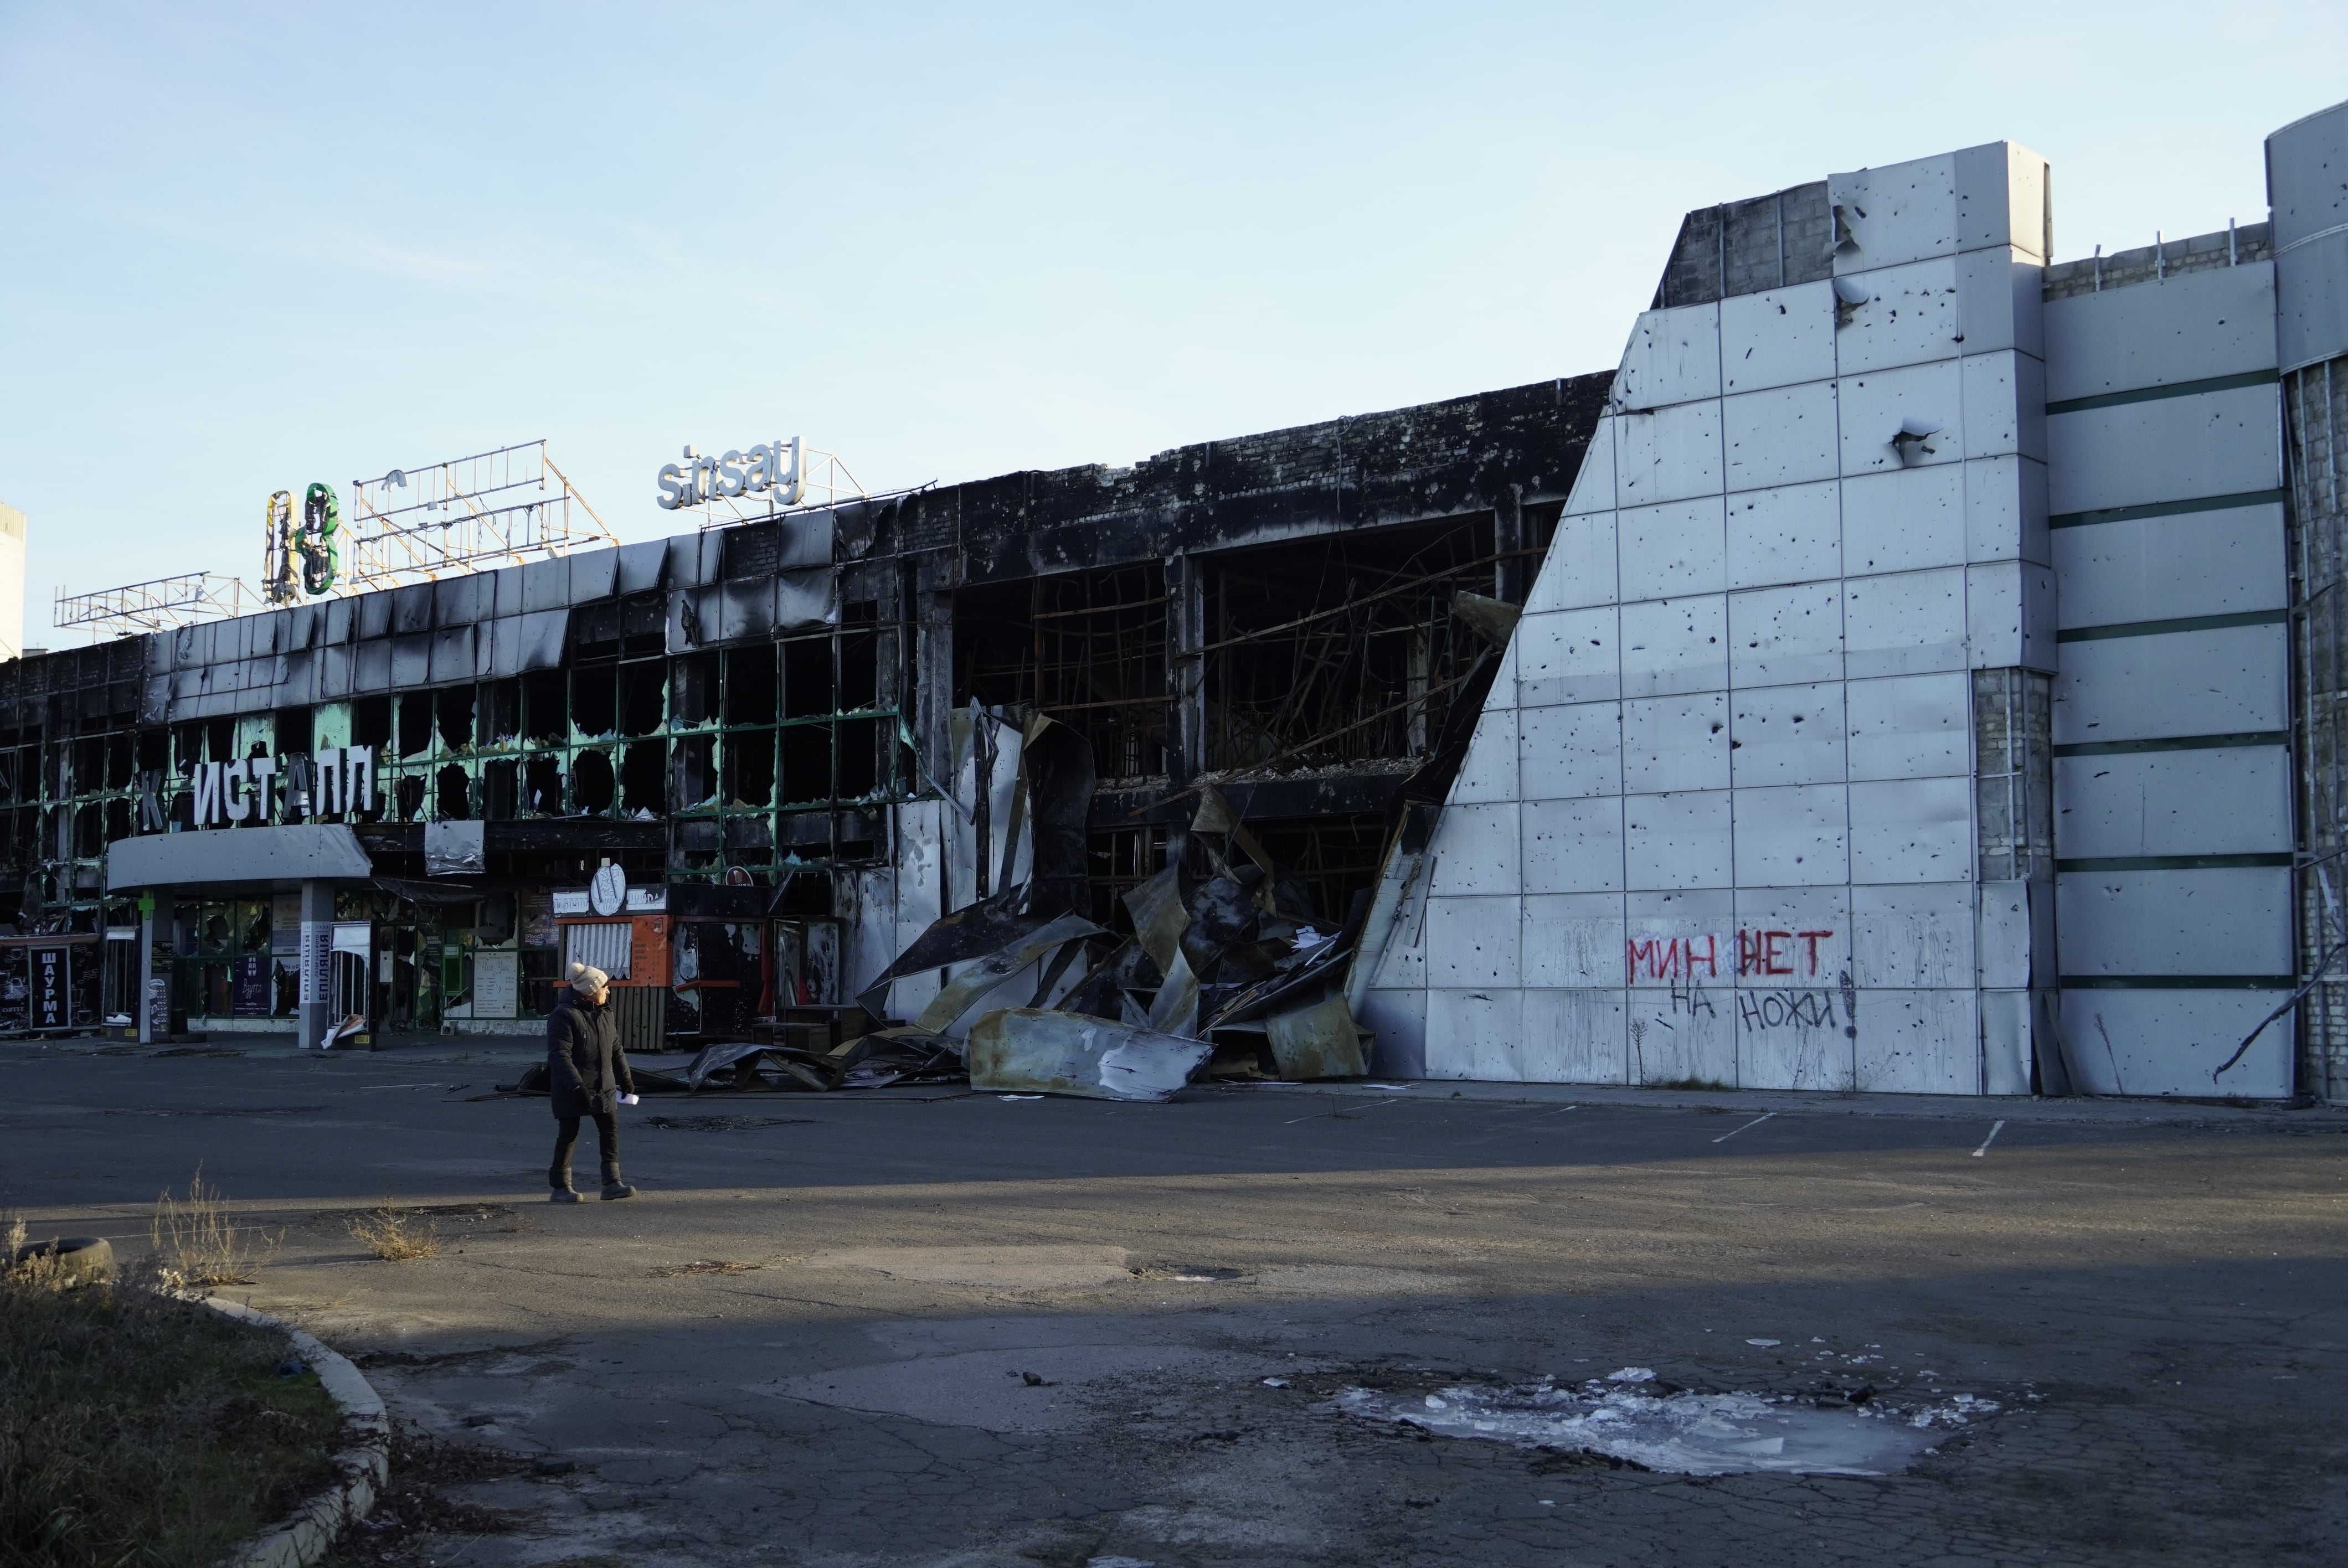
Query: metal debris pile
678,1029,966,1092
507,709,1386,1102
850,772,1371,1101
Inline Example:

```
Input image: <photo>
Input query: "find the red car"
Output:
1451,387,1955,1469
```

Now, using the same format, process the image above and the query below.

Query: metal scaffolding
53,574,257,638
342,440,619,594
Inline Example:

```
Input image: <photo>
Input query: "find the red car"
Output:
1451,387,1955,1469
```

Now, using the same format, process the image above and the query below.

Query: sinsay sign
657,438,803,510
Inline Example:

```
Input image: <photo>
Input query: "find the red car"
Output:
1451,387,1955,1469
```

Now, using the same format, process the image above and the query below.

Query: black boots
600,1162,636,1201
549,1169,584,1203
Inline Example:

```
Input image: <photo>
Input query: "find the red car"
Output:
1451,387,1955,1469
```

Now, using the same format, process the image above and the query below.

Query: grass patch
0,1214,341,1568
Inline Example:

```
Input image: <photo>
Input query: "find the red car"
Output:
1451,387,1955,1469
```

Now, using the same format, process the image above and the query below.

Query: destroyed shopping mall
13,102,2348,1105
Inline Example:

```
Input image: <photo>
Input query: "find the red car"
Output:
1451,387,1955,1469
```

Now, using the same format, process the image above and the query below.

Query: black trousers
550,1111,620,1184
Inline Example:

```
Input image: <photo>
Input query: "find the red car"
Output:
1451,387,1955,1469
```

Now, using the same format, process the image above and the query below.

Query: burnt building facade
5,376,1606,1049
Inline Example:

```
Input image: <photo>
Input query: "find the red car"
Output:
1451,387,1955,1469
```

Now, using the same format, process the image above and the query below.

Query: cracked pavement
5,1038,2346,1566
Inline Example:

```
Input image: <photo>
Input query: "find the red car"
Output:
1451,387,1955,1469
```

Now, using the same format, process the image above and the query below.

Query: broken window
482,679,521,746
105,733,132,790
781,637,831,720
524,754,563,815
723,730,774,808
573,749,614,815
207,718,235,765
619,661,666,737
397,692,434,759
274,706,312,760
723,644,777,726
840,622,879,711
570,666,616,740
522,670,565,745
780,725,832,806
620,739,666,815
836,716,881,800
436,686,475,751
352,696,393,751
436,764,471,819
395,775,426,820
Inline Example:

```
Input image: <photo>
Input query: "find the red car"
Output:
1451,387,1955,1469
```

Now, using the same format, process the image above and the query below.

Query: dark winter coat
546,991,635,1118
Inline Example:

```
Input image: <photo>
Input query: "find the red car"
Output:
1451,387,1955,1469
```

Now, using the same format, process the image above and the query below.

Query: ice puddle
1333,1379,1997,1476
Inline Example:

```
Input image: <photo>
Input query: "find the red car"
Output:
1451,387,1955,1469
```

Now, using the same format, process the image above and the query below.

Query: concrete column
137,891,161,1045
298,878,334,1051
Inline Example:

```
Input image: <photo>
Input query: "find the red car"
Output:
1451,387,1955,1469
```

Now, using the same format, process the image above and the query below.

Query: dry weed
2,1209,66,1291
151,1165,281,1288
649,1260,760,1277
345,1205,443,1262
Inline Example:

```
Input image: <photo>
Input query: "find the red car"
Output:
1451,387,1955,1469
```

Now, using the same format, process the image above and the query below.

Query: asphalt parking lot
6,1036,2346,1567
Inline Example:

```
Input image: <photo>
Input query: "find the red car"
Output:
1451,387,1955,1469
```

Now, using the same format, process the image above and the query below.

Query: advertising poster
33,947,68,1030
233,953,270,1016
519,888,556,949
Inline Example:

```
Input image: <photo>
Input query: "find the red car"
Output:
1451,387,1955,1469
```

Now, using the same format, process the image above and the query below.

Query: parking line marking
1971,1119,2007,1157
1712,1111,1776,1144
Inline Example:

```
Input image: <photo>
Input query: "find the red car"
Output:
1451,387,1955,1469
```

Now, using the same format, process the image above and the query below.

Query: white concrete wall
2043,261,2293,1097
1361,145,2053,1094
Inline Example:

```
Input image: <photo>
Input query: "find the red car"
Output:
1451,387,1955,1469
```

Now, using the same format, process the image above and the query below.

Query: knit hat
568,962,611,994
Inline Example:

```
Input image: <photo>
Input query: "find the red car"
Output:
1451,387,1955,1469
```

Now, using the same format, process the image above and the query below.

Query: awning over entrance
106,824,375,893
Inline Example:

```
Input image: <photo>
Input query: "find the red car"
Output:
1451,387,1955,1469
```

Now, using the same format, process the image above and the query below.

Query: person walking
546,961,639,1202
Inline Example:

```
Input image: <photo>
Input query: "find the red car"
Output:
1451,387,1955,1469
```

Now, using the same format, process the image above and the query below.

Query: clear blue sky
4,2,2342,646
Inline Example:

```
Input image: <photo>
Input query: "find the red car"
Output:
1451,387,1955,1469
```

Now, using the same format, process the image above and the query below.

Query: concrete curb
200,1296,390,1568
1193,1077,2348,1126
